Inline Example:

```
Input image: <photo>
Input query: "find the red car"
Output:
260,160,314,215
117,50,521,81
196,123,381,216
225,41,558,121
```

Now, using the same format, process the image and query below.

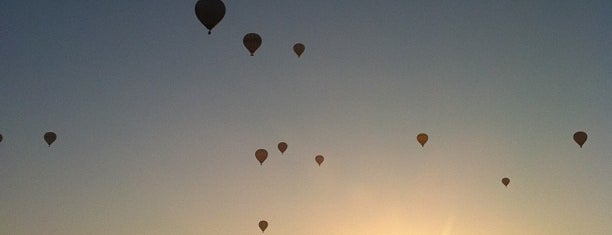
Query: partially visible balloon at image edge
195,0,226,34
259,220,268,232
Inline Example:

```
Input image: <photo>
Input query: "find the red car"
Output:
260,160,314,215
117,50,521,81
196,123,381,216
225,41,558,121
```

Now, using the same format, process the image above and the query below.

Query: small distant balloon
277,142,287,154
293,43,305,57
195,0,226,34
0,134,3,143
259,220,268,233
243,33,262,56
315,155,324,166
44,132,57,147
417,133,428,147
255,149,268,165
573,131,587,148
502,177,510,187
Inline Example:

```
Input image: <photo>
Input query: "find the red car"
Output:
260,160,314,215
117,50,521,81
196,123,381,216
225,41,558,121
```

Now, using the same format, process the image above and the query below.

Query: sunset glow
1,0,611,234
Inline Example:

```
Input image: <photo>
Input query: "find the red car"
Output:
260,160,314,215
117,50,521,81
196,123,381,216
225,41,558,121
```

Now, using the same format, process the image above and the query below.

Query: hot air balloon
417,133,428,147
277,142,287,154
195,0,226,34
255,149,268,165
573,131,587,148
0,134,3,143
315,155,324,166
44,132,57,147
501,177,510,187
259,220,268,233
293,43,305,57
243,33,262,56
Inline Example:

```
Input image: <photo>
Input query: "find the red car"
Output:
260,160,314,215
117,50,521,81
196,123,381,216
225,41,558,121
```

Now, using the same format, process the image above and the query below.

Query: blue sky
1,0,611,234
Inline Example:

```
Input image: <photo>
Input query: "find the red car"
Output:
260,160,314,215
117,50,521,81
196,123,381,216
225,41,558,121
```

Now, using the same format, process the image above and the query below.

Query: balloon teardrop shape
195,0,226,34
259,220,268,232
44,132,57,147
255,149,268,165
243,33,262,56
501,177,510,187
315,155,324,166
573,131,587,148
277,142,287,154
293,43,305,57
416,133,428,147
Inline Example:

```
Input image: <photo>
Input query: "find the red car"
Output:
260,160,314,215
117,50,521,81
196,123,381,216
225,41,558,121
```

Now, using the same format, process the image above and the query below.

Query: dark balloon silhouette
255,149,268,165
502,177,510,187
293,43,305,57
0,134,3,143
573,131,587,148
243,33,262,56
417,133,428,147
315,155,324,166
277,142,287,154
195,0,226,34
44,132,57,147
259,220,268,233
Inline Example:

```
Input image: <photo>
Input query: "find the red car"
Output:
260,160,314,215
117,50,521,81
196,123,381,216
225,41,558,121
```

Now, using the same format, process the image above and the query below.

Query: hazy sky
1,0,611,234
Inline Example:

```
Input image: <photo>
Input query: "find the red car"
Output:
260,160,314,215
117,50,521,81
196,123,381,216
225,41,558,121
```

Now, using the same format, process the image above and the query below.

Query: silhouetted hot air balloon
243,33,262,56
44,132,56,147
502,177,510,187
573,131,587,148
315,155,324,166
0,134,3,143
259,220,268,233
293,43,305,57
255,149,268,165
277,142,287,154
417,133,428,147
195,0,226,34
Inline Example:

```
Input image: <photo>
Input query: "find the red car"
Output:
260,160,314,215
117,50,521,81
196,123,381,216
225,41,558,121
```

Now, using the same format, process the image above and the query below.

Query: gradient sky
1,0,611,234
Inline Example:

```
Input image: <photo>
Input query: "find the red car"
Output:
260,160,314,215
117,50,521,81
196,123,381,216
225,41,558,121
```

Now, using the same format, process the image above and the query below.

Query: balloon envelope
315,155,324,166
0,134,3,143
573,131,587,148
255,149,268,165
44,132,57,147
277,142,288,154
502,177,510,187
417,133,428,147
259,220,268,232
293,43,305,57
243,33,262,56
195,0,226,34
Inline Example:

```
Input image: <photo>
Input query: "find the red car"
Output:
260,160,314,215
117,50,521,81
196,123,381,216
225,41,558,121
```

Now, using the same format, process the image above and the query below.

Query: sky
1,0,611,234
